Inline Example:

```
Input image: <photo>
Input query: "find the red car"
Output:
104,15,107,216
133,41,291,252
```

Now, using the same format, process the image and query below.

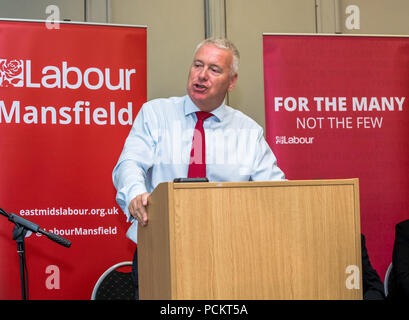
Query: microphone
1,207,71,300
38,228,71,248
6,212,71,248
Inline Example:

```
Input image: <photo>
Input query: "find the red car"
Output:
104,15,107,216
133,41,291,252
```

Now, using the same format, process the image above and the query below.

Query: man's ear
228,73,238,92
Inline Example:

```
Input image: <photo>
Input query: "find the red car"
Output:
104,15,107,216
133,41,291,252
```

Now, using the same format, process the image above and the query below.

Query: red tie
188,111,213,178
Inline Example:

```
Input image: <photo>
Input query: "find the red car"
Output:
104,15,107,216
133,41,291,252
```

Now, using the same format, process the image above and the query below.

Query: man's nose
198,67,208,80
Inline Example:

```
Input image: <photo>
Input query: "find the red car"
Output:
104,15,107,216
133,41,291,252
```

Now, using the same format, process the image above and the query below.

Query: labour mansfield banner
0,20,146,299
263,34,409,278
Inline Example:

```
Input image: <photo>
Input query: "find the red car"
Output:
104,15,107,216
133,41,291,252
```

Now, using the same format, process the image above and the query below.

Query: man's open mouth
194,83,208,91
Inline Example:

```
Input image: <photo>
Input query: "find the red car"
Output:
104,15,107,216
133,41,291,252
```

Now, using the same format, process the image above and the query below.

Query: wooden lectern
137,179,362,300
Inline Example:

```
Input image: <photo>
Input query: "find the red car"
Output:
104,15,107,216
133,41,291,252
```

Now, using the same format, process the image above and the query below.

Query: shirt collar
184,95,227,122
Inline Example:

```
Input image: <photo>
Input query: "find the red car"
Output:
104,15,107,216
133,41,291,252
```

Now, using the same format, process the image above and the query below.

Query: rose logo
0,59,24,87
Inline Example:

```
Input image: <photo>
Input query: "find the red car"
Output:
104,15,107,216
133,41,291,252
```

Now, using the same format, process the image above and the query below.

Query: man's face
187,44,238,111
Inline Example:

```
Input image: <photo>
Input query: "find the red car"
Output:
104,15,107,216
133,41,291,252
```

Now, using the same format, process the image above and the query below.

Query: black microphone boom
0,207,71,300
6,212,71,248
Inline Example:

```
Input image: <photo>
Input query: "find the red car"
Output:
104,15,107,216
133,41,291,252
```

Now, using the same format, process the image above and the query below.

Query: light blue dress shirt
112,95,285,243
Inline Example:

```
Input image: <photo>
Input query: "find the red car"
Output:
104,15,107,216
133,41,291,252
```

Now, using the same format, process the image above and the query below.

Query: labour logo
0,59,24,87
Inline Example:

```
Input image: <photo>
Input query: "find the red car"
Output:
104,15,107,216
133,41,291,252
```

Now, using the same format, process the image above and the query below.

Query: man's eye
211,67,222,73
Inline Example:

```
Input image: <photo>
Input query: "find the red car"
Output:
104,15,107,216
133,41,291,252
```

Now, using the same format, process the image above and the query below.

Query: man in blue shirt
112,38,285,298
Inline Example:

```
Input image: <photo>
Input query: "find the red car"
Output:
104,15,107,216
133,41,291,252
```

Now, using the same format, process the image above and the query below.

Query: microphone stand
0,207,71,300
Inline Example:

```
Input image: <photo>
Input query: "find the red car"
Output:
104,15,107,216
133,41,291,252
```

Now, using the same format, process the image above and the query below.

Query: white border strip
262,32,409,38
0,17,146,29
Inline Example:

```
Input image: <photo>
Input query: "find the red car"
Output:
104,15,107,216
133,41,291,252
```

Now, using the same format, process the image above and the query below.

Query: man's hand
129,192,150,227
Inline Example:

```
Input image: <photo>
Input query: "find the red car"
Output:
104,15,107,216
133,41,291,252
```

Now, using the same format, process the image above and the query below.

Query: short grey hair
194,38,240,76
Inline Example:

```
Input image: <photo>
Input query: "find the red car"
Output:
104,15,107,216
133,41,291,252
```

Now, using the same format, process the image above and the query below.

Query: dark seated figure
361,234,385,300
387,219,409,300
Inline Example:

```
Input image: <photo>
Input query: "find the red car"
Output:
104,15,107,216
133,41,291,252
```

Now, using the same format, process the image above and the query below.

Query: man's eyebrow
192,59,223,72
209,64,222,71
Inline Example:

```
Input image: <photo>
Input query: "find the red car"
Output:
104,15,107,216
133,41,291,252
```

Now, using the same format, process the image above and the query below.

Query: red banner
263,34,409,279
0,20,146,299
